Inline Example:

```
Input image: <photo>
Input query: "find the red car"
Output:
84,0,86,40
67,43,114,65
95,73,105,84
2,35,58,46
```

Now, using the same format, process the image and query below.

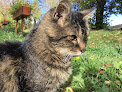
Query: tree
44,0,59,8
0,0,16,27
31,0,41,26
71,0,122,29
0,0,12,20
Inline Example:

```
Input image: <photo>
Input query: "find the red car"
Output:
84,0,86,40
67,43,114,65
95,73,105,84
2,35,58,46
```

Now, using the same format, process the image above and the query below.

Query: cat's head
40,0,96,57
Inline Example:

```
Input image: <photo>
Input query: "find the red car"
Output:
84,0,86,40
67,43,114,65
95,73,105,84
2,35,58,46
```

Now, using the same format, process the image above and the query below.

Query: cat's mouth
55,48,85,57
69,51,85,57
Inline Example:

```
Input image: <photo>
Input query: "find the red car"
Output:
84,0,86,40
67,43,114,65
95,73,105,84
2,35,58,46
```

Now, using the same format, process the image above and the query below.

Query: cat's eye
67,35,77,41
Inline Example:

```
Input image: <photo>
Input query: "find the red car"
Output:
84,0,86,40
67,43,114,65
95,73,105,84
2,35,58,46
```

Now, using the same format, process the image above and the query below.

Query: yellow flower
66,87,74,92
76,56,80,60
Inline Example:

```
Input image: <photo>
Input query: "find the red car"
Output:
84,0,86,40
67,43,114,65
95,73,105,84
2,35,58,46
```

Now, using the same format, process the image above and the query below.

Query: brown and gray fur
0,0,95,92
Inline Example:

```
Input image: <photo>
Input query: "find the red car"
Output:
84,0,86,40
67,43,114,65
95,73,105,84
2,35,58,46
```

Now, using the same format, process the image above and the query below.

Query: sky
108,14,122,26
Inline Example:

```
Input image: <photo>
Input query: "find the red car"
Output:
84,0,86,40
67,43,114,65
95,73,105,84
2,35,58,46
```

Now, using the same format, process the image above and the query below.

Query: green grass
0,29,121,92
0,28,26,42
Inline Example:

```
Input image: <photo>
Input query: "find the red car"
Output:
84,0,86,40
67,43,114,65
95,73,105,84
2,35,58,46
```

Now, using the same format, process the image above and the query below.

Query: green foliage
71,0,122,14
31,0,41,18
0,26,20,32
0,19,8,24
9,0,33,15
0,18,13,25
31,0,42,25
0,27,25,42
44,0,59,8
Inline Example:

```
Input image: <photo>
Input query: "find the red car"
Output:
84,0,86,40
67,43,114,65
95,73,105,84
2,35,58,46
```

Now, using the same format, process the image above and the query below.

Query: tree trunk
96,8,104,29
34,19,36,26
21,18,24,36
95,0,106,29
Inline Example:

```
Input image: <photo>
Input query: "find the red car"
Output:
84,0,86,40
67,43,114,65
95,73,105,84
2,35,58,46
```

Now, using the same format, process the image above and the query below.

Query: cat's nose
79,42,86,53
80,48,86,53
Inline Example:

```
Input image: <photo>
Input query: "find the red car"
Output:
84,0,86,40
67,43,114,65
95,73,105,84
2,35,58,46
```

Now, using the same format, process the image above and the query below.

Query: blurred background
0,0,122,31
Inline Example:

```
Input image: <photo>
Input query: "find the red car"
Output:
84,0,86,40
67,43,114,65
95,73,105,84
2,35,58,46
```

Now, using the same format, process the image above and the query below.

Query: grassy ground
0,29,121,92
0,31,25,42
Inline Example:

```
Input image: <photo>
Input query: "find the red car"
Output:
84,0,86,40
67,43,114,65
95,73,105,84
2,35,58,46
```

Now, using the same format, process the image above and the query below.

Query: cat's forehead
72,11,84,20
63,12,85,35
63,26,77,35
63,23,83,36
71,11,85,26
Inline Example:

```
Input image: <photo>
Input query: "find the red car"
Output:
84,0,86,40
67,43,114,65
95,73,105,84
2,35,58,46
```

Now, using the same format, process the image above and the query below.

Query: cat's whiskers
62,54,72,64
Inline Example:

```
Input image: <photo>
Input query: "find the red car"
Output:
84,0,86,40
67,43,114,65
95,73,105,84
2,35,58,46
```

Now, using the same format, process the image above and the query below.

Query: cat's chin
69,52,84,57
56,48,84,57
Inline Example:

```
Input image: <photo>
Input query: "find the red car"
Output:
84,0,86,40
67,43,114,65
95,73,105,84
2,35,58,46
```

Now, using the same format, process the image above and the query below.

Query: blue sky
108,14,122,26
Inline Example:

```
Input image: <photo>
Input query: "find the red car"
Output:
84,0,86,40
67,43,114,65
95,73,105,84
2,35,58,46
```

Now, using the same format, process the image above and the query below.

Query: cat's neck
22,39,72,68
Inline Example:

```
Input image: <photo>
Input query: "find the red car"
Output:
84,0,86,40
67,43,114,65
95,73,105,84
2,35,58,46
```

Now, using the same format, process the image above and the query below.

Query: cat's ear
54,0,72,27
81,8,96,20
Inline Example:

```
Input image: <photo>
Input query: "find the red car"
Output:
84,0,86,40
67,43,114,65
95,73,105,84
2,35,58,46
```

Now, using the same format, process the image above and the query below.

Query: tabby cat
0,0,95,92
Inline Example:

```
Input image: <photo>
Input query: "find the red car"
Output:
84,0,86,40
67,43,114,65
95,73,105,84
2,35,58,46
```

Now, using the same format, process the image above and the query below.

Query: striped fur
0,0,95,92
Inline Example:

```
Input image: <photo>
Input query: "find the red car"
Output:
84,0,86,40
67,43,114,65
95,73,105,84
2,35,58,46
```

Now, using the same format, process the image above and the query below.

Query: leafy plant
9,0,33,15
0,26,20,32
0,29,25,42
